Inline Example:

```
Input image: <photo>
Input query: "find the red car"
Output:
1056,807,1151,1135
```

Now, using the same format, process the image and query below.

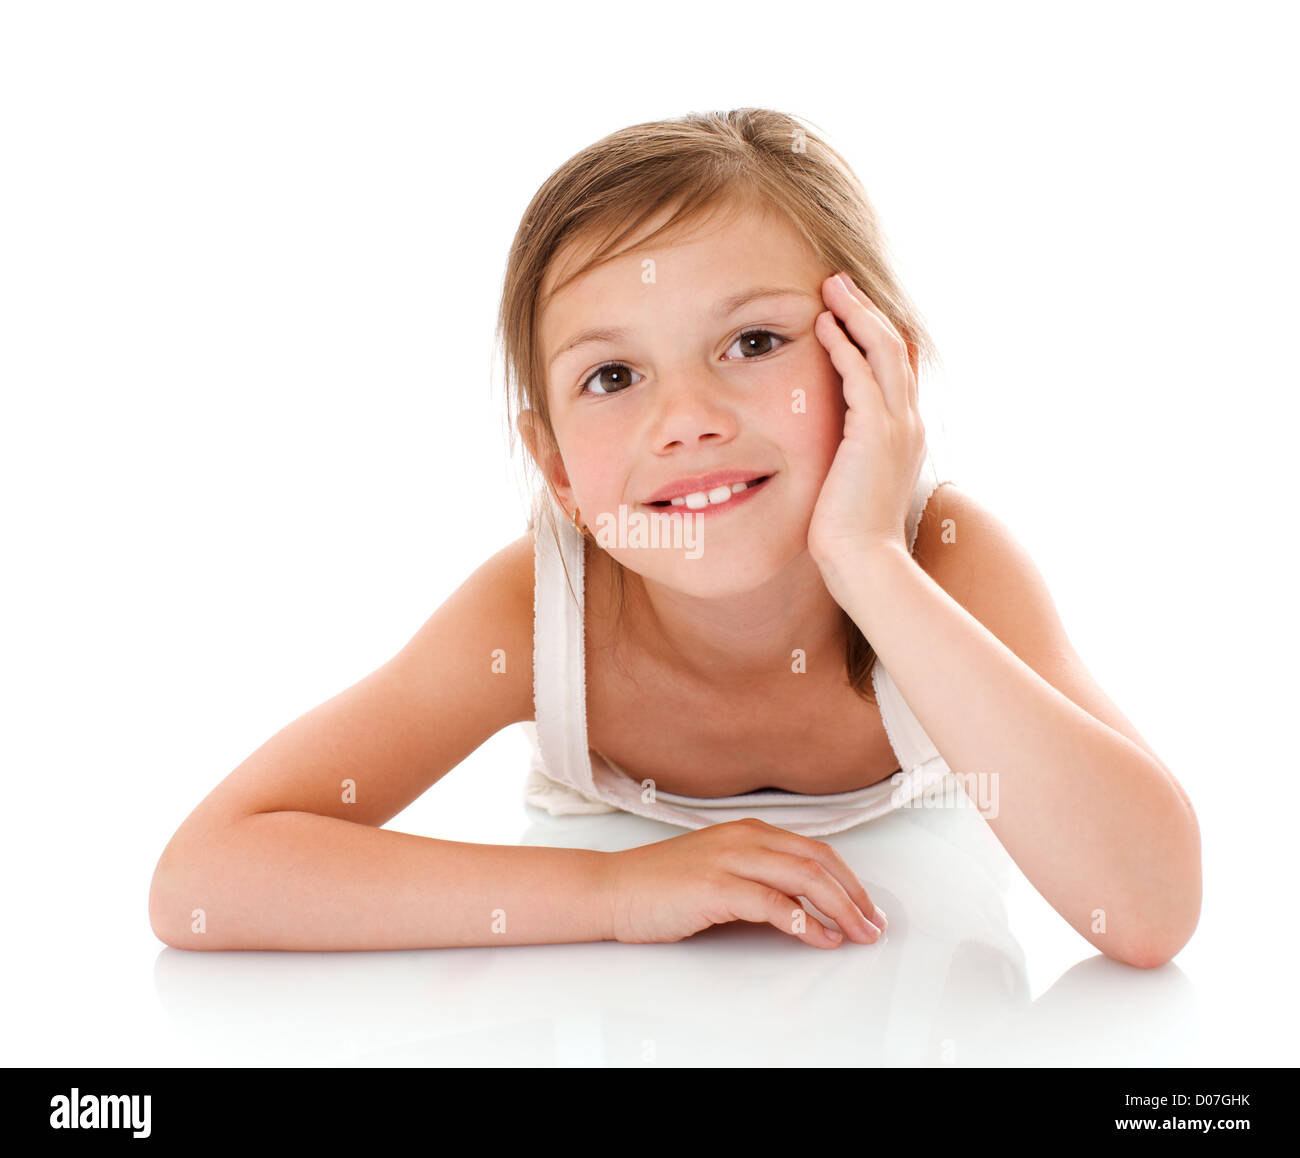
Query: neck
611,547,851,690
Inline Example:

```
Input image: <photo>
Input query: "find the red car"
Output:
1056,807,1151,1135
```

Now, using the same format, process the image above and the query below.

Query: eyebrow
547,286,819,369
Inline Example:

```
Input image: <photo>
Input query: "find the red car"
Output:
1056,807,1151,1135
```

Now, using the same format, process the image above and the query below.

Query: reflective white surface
0,714,1290,1068
145,795,1200,1067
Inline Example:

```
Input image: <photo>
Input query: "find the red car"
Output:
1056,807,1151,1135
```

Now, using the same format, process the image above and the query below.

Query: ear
517,409,575,509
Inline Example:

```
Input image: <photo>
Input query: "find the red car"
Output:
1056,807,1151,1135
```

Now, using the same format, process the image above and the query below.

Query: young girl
148,108,1200,966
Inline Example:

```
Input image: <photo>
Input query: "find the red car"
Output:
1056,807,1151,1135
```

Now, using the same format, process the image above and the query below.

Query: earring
571,506,586,535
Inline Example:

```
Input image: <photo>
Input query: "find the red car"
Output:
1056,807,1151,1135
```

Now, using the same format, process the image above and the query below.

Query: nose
646,369,739,452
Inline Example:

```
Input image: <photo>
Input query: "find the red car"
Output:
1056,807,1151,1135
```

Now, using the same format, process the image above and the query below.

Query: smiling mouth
644,474,773,510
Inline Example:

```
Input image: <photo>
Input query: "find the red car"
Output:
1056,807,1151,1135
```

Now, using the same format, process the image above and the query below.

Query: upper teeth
669,480,753,509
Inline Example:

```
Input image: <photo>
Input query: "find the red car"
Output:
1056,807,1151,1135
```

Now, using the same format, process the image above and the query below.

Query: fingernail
825,928,842,942
837,272,854,291
872,906,889,930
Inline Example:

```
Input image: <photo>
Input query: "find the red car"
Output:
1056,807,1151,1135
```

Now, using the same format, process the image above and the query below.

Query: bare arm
816,486,1200,968
149,811,613,950
148,533,613,950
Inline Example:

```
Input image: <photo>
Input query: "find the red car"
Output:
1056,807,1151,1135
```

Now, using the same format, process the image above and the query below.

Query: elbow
149,817,260,950
1100,913,1195,969
148,865,187,949
1120,940,1183,971
1117,878,1202,971
148,851,213,951
1122,796,1202,969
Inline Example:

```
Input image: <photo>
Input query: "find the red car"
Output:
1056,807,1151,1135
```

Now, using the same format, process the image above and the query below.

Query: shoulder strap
530,489,600,798
905,449,942,554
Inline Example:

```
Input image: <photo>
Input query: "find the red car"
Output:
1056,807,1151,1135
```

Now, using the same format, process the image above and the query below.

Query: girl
148,108,1200,966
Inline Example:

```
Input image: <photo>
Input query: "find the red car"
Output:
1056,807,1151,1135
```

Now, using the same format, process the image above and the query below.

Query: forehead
538,201,821,348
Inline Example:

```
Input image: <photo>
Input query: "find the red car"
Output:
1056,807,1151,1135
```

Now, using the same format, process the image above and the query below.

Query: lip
643,469,774,505
640,473,775,516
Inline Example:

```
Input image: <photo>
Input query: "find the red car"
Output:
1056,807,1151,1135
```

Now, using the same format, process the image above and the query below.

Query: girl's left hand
807,271,928,566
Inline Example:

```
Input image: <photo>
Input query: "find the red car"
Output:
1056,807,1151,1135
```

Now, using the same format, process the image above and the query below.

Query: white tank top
519,452,955,837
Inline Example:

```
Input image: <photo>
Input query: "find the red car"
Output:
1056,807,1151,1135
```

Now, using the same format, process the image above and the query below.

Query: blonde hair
495,107,939,700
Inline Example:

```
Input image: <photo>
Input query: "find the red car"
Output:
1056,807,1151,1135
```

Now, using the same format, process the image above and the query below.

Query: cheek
566,441,630,509
769,357,845,472
571,451,619,494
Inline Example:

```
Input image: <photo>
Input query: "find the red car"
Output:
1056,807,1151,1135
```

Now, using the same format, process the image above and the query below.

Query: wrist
598,849,623,943
814,539,912,601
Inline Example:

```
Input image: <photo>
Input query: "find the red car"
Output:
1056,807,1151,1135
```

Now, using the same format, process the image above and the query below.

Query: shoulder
456,529,535,627
908,480,1068,670
395,529,537,727
496,528,537,600
912,480,1051,629
911,481,977,600
491,529,538,669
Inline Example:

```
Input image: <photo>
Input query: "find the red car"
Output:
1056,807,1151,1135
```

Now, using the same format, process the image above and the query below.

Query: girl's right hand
603,818,887,949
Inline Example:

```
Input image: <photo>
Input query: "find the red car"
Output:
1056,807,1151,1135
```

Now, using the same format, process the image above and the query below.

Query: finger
824,274,909,416
832,274,903,349
815,309,887,415
837,275,905,351
721,876,847,949
799,835,889,934
729,818,888,933
823,274,912,418
728,849,883,945
842,282,920,412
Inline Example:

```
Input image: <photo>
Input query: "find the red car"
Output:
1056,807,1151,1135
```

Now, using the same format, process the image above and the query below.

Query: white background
2,0,1296,1067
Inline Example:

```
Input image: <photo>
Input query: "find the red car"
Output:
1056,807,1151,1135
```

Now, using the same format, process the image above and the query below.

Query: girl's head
497,107,937,695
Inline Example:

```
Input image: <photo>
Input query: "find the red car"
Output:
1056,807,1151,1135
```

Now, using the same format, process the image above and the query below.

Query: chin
628,542,797,600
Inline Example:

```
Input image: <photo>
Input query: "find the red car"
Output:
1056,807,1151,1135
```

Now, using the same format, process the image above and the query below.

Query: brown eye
724,329,788,359
580,363,642,396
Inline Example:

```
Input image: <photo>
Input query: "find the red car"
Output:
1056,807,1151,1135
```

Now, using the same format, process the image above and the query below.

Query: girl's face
534,201,846,598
